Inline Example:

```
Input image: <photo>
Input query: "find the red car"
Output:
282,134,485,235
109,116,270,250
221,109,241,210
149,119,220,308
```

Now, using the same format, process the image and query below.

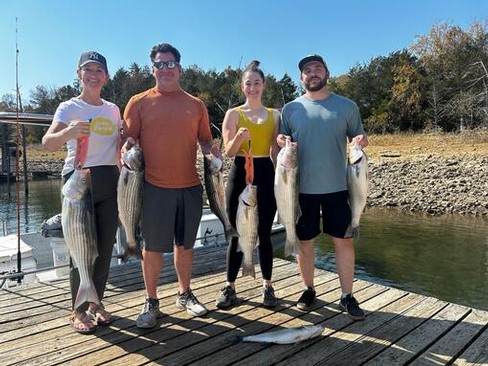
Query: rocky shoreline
26,153,488,217
368,154,488,216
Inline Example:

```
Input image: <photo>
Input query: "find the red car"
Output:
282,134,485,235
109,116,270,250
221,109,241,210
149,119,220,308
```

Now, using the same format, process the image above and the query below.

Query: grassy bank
366,130,488,161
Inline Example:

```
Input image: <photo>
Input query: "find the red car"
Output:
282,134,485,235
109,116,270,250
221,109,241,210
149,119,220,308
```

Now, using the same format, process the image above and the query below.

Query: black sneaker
297,286,316,310
340,294,365,321
215,285,238,309
262,286,278,308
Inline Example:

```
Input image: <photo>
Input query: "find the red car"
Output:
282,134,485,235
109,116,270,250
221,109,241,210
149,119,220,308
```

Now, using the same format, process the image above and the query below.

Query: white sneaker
176,289,208,316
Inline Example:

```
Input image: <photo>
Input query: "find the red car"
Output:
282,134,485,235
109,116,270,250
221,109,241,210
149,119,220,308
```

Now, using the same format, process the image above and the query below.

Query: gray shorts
141,182,203,253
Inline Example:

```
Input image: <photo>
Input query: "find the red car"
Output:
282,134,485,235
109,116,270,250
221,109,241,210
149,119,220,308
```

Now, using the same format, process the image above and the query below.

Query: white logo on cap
89,52,99,60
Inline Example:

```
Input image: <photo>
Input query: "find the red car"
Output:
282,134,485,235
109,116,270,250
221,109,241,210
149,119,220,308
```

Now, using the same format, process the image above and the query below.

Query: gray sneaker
262,286,278,308
136,298,163,329
176,289,208,316
215,285,238,309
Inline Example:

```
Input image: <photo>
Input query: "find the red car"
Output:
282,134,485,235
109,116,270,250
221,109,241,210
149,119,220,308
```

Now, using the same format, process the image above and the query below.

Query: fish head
204,154,223,175
307,325,325,338
62,168,91,201
122,145,144,171
239,184,258,207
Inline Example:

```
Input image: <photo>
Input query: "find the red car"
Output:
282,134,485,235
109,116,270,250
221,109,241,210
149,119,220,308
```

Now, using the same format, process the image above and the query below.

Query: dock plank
454,326,488,366
411,309,488,365
0,244,487,366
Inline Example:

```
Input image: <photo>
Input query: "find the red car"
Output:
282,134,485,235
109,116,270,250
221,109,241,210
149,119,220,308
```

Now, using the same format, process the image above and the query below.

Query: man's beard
304,77,327,92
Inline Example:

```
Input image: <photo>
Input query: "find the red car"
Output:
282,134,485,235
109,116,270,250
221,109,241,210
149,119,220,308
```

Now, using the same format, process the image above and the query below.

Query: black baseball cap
298,54,328,71
78,51,108,72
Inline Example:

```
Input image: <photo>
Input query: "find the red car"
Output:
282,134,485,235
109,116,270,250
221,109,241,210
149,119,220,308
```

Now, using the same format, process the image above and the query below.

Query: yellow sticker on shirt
90,117,115,135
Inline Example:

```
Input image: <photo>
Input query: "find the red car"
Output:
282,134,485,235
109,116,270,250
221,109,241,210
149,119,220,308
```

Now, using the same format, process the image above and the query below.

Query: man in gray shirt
278,54,368,320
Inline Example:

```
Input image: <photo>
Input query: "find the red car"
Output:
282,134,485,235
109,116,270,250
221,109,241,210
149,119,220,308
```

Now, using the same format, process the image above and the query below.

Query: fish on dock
117,145,144,260
203,154,237,243
346,142,369,237
236,183,259,278
231,324,324,344
274,138,301,257
61,168,100,309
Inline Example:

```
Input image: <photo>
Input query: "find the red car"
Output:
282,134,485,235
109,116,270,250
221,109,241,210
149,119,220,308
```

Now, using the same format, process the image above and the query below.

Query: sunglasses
153,60,178,69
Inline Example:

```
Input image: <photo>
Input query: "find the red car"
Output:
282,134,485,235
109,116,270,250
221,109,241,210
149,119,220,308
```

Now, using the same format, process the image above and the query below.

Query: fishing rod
14,17,24,284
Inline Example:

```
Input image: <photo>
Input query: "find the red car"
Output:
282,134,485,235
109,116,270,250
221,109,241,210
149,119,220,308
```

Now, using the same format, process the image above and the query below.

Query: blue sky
0,0,486,102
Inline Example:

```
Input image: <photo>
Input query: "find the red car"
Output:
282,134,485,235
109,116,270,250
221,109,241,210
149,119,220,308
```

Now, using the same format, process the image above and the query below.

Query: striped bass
61,168,99,309
346,142,369,237
117,145,144,260
274,138,301,257
236,183,259,278
232,324,324,344
203,154,237,243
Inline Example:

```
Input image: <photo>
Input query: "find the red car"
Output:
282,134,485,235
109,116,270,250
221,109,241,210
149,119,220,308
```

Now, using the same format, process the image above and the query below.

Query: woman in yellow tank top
215,60,281,309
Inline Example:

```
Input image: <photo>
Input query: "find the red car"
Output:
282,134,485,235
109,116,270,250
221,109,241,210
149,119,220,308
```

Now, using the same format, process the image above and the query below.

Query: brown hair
242,60,265,82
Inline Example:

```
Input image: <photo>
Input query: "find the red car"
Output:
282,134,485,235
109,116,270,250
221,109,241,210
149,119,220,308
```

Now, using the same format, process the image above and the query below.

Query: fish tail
352,227,360,239
228,335,244,344
74,282,99,310
225,226,239,242
345,225,360,239
284,236,301,258
284,239,293,258
123,244,142,262
242,262,256,279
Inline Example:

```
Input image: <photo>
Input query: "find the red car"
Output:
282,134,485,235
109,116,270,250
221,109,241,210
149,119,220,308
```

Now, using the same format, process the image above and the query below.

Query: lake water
1,179,62,235
2,179,488,311
294,208,488,312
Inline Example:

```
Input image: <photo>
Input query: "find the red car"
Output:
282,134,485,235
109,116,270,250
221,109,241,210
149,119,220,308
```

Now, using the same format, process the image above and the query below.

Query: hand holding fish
210,144,223,162
351,134,368,149
120,137,138,167
66,120,90,140
235,127,250,141
276,133,292,148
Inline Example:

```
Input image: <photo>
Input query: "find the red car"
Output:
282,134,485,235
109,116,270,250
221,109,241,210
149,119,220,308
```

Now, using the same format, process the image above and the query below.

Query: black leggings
63,165,119,310
226,156,277,282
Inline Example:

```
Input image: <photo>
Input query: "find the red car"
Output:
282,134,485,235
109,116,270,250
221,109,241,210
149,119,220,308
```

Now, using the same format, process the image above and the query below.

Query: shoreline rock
25,153,488,217
368,154,488,216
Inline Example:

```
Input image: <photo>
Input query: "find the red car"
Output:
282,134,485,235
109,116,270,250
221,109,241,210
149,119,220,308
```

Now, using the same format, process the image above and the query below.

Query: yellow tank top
237,108,275,156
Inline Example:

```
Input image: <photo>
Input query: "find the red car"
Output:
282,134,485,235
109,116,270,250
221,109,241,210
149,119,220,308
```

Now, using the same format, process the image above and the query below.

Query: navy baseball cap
78,51,108,72
298,54,328,71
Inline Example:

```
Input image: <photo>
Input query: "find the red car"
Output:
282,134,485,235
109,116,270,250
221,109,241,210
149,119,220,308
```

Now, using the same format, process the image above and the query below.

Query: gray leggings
63,165,119,311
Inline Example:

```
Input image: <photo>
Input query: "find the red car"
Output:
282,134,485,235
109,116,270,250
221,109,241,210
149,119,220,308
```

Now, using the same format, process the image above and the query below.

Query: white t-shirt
53,97,121,176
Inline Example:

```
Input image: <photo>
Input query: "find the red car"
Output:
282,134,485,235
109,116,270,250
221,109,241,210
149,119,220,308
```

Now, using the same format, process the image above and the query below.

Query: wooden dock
0,243,487,365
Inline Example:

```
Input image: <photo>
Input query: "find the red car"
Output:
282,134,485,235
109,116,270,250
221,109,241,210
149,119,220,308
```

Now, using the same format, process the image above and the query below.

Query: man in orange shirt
123,43,221,328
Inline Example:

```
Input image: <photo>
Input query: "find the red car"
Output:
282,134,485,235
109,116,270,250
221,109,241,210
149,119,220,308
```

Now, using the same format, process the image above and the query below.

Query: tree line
1,20,487,143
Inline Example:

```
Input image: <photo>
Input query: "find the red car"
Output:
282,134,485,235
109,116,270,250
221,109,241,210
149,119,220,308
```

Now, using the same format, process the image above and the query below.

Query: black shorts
141,182,203,253
296,190,352,240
